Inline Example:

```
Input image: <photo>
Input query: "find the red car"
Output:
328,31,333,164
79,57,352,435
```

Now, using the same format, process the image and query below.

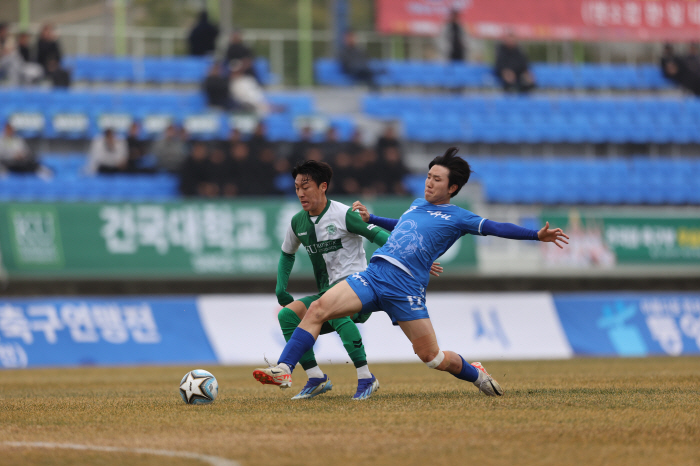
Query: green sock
328,317,367,368
278,307,318,371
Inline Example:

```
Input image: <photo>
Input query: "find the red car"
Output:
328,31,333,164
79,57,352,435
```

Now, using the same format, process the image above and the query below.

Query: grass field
1,357,699,466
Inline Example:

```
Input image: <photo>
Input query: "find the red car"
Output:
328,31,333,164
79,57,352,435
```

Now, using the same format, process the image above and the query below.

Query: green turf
1,358,699,466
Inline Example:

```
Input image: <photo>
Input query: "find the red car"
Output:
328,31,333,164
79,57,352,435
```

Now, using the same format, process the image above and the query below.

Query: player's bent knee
306,301,331,323
411,333,439,362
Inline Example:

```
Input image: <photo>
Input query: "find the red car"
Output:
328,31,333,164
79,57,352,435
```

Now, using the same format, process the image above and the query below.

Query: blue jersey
371,198,485,287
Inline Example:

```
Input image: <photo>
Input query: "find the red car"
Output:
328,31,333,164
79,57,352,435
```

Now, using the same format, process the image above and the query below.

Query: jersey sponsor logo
305,238,342,255
427,211,452,220
326,224,337,235
350,272,369,287
367,224,377,230
297,231,308,236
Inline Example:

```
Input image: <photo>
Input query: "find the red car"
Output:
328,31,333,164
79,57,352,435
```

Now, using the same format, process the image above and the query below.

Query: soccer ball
179,369,218,405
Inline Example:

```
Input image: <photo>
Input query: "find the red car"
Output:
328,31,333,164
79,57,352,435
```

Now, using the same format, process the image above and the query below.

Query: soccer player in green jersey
258,160,441,400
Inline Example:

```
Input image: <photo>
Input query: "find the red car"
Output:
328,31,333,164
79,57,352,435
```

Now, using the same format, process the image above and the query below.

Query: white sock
305,365,324,379
356,364,371,379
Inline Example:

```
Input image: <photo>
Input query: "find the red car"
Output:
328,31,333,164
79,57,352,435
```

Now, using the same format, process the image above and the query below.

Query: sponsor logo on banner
554,294,700,356
0,298,216,368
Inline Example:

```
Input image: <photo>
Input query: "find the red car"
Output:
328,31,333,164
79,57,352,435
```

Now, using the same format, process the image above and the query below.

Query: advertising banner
376,0,700,41
0,200,477,278
197,292,572,365
0,297,216,368
554,293,700,356
541,210,700,268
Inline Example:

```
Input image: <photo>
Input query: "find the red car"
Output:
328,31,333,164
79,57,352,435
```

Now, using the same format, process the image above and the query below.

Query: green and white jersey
281,200,384,294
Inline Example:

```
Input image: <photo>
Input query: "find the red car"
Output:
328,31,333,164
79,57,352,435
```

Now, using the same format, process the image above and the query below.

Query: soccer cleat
471,362,503,397
253,366,292,389
352,374,379,400
291,375,333,399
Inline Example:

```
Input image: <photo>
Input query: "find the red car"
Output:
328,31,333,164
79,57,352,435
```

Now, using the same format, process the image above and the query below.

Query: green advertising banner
542,210,700,266
0,199,477,278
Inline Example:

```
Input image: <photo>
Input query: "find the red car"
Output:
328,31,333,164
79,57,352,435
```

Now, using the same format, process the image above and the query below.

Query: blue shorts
346,258,429,325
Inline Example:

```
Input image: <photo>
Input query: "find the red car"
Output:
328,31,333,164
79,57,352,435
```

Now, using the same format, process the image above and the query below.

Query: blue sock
278,327,316,372
452,355,479,382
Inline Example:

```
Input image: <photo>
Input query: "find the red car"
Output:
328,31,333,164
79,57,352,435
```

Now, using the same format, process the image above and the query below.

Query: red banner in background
376,0,700,41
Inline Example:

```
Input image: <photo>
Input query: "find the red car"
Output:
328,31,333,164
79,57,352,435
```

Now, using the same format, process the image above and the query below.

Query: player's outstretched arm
352,200,399,231
537,221,570,249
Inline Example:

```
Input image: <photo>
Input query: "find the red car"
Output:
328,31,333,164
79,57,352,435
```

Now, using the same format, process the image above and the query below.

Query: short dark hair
292,159,333,190
428,146,471,198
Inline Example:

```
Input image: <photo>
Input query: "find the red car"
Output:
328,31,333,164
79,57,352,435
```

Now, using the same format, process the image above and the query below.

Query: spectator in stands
87,128,128,174
17,31,31,62
224,140,251,196
332,150,360,195
187,10,219,56
45,56,71,88
208,144,230,196
0,22,9,81
153,124,188,173
180,141,213,197
288,126,316,166
437,9,468,62
379,146,409,195
229,62,270,116
225,29,260,84
660,43,700,96
248,121,269,157
0,22,8,50
375,123,401,159
202,61,233,109
321,126,343,160
36,23,62,72
684,42,700,83
339,31,379,91
0,33,41,85
0,122,51,178
345,128,365,157
494,32,535,93
254,145,280,195
126,121,151,173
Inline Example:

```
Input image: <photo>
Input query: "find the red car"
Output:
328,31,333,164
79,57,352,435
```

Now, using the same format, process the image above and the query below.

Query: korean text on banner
376,0,700,41
0,297,216,368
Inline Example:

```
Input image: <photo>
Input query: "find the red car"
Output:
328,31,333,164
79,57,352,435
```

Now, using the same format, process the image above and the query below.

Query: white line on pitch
2,442,241,466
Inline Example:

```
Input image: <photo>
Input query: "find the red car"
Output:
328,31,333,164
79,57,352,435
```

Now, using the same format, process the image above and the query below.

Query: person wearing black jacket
187,10,219,56
494,32,535,93
36,23,61,72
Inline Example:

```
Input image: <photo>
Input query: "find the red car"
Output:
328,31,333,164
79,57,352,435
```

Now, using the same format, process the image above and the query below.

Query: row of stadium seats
405,157,700,205
0,89,353,141
316,59,673,90
62,56,276,85
2,155,698,205
365,94,700,144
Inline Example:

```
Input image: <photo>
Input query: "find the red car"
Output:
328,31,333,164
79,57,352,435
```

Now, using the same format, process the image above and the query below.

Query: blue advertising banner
553,293,700,357
0,297,217,368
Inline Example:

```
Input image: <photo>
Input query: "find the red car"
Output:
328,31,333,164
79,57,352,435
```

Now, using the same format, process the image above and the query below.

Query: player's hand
429,262,443,277
352,201,370,222
537,221,569,249
276,291,294,307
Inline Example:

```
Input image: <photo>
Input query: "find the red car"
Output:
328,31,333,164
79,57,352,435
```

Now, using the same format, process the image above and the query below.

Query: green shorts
297,291,372,335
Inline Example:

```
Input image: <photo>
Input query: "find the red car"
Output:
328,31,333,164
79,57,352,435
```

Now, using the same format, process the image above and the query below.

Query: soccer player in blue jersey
254,147,569,397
